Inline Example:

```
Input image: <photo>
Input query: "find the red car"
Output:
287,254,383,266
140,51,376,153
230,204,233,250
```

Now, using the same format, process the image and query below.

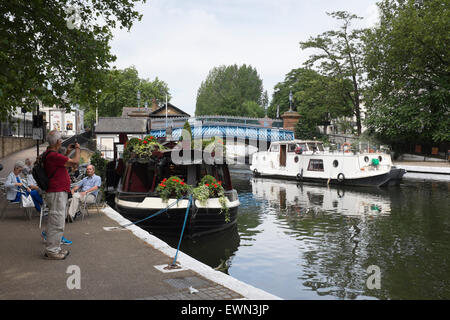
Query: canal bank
393,161,450,175
0,204,280,300
0,144,279,300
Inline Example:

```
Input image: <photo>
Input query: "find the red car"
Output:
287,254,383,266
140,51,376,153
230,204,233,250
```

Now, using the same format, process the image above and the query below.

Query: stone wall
0,137,36,159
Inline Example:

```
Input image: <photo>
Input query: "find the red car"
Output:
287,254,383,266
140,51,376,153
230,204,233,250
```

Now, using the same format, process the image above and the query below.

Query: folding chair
80,188,103,220
0,179,33,220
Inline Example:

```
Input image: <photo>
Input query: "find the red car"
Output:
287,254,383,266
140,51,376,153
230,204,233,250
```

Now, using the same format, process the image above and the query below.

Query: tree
300,11,365,135
295,117,325,141
195,64,265,117
268,68,353,133
363,0,450,143
78,66,170,128
0,0,145,120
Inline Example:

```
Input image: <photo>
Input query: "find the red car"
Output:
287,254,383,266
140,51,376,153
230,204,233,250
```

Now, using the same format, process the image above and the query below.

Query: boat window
307,159,324,172
307,143,317,151
271,144,279,152
288,144,297,152
297,143,307,152
316,143,324,151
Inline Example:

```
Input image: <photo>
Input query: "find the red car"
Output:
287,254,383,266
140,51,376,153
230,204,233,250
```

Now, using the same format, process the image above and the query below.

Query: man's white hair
47,130,62,146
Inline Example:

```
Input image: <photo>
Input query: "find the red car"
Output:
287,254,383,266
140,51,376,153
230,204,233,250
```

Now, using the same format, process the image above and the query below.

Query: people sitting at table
67,164,101,221
5,160,43,213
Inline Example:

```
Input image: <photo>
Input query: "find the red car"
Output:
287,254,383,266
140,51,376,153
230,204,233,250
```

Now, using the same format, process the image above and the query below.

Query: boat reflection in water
242,176,395,299
251,177,391,218
150,172,450,299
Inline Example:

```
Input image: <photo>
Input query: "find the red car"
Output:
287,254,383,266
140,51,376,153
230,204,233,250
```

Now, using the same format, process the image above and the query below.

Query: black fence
0,119,34,137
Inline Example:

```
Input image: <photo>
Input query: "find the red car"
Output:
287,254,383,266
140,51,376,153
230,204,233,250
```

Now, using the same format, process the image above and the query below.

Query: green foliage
363,0,450,143
242,100,265,118
299,11,365,135
268,68,353,133
180,121,193,142
294,117,326,141
156,176,192,201
90,151,108,181
76,66,170,128
195,64,265,117
123,136,165,161
0,0,145,120
192,175,229,222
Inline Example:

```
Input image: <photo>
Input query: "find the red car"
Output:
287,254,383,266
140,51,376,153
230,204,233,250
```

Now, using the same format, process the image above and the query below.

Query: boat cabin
119,150,233,195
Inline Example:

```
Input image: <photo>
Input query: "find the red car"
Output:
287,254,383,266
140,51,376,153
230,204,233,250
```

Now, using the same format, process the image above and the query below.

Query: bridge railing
150,116,284,130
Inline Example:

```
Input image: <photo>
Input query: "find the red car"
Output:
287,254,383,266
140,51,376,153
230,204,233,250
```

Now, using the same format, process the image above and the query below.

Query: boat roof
271,140,324,145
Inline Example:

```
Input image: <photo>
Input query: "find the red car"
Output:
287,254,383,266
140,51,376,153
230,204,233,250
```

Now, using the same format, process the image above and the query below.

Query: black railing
0,119,34,137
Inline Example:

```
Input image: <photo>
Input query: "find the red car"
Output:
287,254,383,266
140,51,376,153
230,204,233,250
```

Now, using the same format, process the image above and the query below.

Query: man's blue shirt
77,174,101,196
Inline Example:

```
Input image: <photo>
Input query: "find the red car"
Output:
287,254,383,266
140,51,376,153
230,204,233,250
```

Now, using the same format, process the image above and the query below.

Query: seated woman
5,160,43,213
26,168,41,193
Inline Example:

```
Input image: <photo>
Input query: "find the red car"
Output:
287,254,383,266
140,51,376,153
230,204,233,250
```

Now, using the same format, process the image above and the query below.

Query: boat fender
337,173,345,183
253,168,259,176
296,169,303,180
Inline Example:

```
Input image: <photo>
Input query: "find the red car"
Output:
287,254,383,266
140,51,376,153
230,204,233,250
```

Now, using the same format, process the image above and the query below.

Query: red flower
205,184,209,187
180,182,185,185
143,140,148,144
149,136,154,140
162,178,167,182
218,181,222,185
213,184,217,188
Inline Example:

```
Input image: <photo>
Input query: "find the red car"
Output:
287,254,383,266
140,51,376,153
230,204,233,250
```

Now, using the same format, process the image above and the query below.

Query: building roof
95,117,148,134
149,103,191,117
121,103,190,118
121,107,150,118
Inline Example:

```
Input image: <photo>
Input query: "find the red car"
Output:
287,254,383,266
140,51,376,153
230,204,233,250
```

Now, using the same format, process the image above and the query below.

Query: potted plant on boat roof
156,176,193,202
124,136,165,162
193,175,230,223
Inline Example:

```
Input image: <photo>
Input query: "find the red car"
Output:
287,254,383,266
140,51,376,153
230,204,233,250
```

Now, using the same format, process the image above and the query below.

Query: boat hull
254,168,406,188
114,196,239,237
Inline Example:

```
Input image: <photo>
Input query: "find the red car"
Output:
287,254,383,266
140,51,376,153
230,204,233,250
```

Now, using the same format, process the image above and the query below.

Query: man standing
68,164,101,221
44,130,80,260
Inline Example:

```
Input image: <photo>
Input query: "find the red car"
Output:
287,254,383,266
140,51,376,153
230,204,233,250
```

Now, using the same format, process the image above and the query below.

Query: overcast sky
110,0,380,116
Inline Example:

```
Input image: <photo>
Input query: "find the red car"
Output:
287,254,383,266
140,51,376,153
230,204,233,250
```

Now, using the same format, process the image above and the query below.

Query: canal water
155,169,450,300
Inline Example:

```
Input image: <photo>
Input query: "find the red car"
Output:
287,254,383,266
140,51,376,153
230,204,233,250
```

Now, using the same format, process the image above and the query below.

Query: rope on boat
106,194,194,269
106,196,188,230
170,195,193,267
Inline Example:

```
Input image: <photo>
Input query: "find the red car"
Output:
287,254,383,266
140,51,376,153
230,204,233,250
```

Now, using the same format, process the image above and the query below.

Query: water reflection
147,171,450,299
157,224,241,274
251,178,392,218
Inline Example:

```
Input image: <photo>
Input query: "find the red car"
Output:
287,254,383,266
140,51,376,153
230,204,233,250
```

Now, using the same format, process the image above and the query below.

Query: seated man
67,164,101,221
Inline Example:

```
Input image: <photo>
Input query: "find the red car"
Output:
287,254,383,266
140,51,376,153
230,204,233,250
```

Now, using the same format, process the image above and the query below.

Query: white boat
251,177,392,217
250,140,405,187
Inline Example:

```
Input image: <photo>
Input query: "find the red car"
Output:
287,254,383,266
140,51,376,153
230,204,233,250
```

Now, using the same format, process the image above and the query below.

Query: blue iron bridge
149,115,294,142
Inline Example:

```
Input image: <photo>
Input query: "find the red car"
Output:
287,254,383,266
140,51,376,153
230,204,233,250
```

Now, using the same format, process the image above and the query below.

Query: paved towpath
0,145,279,300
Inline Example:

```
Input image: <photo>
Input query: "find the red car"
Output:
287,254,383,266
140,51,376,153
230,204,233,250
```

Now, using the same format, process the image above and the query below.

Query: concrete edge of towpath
101,205,282,300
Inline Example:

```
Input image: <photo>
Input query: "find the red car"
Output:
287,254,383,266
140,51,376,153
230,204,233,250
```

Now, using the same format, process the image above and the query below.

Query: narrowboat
106,139,240,237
